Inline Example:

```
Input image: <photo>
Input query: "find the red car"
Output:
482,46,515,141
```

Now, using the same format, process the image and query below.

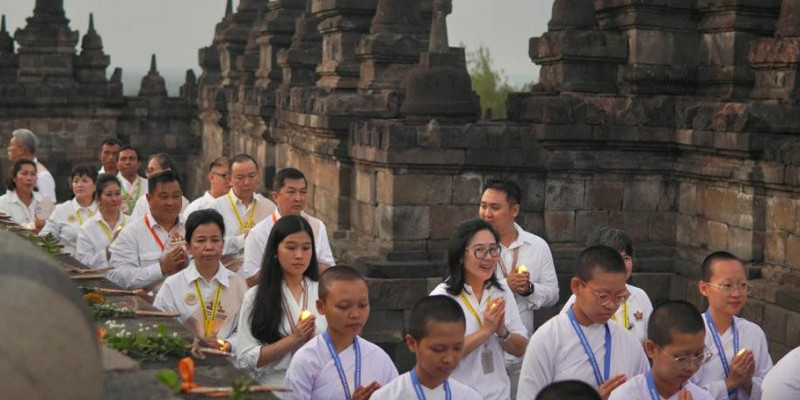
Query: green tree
466,45,531,119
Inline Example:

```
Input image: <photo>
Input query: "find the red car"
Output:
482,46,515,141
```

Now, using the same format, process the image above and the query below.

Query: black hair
701,251,741,282
147,170,182,194
318,265,366,300
148,153,177,172
95,173,121,198
70,164,98,182
118,144,141,161
6,159,37,191
100,137,123,148
273,167,307,192
535,380,601,400
209,156,229,172
574,245,627,281
648,300,705,348
481,178,522,206
408,295,465,341
228,153,259,171
185,209,225,243
586,227,635,258
250,215,319,345
443,218,502,296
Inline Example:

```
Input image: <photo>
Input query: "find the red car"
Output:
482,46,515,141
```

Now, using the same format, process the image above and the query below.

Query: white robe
38,198,97,254
691,315,773,400
283,335,398,400
429,281,529,400
561,283,654,342
761,346,800,400
516,310,650,400
610,373,715,400
372,371,482,400
234,279,327,385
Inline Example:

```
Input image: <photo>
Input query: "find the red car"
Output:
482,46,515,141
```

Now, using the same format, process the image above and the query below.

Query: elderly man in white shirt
116,145,147,216
181,156,230,220
7,128,56,203
241,167,334,286
208,154,276,272
130,153,189,219
108,170,187,290
479,178,559,398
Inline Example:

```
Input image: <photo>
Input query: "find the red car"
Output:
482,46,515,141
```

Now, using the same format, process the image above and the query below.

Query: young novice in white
429,218,529,400
283,266,398,400
372,296,482,400
517,246,650,400
610,301,714,400
691,252,773,400
234,215,327,385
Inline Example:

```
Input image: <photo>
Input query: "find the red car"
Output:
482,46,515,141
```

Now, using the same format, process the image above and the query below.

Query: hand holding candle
300,310,312,321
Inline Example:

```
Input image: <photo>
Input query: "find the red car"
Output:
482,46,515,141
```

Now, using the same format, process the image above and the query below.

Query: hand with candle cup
507,264,531,295
300,310,312,321
726,349,755,394
483,297,505,335
291,311,316,343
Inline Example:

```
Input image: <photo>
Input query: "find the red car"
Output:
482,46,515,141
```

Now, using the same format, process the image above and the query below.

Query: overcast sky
2,0,553,94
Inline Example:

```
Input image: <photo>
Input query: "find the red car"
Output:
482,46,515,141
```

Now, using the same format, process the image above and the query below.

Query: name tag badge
481,348,494,375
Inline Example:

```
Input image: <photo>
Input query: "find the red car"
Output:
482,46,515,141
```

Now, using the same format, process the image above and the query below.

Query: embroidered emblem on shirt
184,292,197,306
67,214,76,222
634,310,643,321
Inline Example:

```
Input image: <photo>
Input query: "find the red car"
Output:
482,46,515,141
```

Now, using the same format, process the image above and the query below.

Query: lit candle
737,348,747,357
517,265,528,273
300,310,312,320
218,339,229,351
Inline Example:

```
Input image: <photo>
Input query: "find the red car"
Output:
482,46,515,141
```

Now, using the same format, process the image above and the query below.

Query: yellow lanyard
75,208,95,226
195,280,223,338
459,292,487,328
120,179,141,211
226,192,257,233
611,300,630,329
98,215,126,242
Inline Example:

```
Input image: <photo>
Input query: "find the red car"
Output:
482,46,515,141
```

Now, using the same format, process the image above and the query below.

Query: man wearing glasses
691,251,773,400
517,246,649,400
181,156,231,220
610,300,714,400
208,154,276,272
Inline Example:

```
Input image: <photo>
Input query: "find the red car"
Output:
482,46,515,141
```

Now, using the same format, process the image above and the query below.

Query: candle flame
517,265,527,273
217,339,227,351
300,310,312,320
737,348,747,357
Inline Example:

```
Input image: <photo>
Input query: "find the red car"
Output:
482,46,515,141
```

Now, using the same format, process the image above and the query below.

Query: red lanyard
144,215,165,251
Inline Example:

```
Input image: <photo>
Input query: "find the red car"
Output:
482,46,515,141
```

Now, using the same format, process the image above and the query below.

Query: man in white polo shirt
182,156,230,221
130,153,189,219
116,145,147,216
208,154,276,272
241,167,335,286
108,170,187,290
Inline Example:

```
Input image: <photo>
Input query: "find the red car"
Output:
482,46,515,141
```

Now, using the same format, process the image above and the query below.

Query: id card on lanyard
704,310,739,399
567,307,611,386
410,368,451,400
323,331,361,400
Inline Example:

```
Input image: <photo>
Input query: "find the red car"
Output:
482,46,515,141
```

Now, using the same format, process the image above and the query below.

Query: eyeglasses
580,280,630,306
467,244,501,259
657,346,713,369
704,281,750,295
210,172,228,178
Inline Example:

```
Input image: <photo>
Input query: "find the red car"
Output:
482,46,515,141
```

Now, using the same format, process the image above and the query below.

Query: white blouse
75,211,127,268
39,198,98,254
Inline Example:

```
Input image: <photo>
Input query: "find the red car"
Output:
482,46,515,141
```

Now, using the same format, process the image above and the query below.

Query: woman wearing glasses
691,251,773,400
429,218,528,400
561,227,654,342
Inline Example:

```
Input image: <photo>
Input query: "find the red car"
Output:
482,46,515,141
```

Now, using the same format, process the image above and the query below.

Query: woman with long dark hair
429,218,529,400
234,214,327,385
40,165,98,254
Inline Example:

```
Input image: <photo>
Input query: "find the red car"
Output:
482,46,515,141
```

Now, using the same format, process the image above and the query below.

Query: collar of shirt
228,190,255,207
463,282,494,305
91,209,125,226
71,198,98,214
502,222,537,250
117,172,143,188
183,261,231,288
145,211,184,232
8,189,42,207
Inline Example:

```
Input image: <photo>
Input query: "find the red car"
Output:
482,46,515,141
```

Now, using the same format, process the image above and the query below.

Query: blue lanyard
645,370,661,400
567,307,611,386
323,331,361,400
704,311,739,399
410,368,451,400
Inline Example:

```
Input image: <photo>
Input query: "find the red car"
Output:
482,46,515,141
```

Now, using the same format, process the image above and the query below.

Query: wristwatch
497,328,511,343
521,282,534,297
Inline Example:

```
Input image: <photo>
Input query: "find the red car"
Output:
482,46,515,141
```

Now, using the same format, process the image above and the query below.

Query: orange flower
178,357,198,393
83,292,106,304
96,328,107,345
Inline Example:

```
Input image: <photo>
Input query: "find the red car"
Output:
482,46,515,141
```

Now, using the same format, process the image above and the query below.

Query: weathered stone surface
545,210,575,242
545,179,585,211
763,304,788,344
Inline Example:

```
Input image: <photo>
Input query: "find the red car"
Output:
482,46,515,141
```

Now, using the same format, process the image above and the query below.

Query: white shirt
208,190,275,255
234,279,328,385
610,373,715,400
691,314,773,400
153,262,248,346
108,211,185,290
517,310,650,400
117,173,147,215
429,281,529,400
562,284,653,342
762,345,800,400
0,190,53,228
34,158,57,203
182,191,215,221
241,210,335,279
372,371,483,400
39,198,98,254
76,211,127,268
130,194,190,220
284,335,399,400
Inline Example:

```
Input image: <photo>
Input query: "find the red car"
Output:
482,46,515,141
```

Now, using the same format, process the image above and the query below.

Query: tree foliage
466,45,532,120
